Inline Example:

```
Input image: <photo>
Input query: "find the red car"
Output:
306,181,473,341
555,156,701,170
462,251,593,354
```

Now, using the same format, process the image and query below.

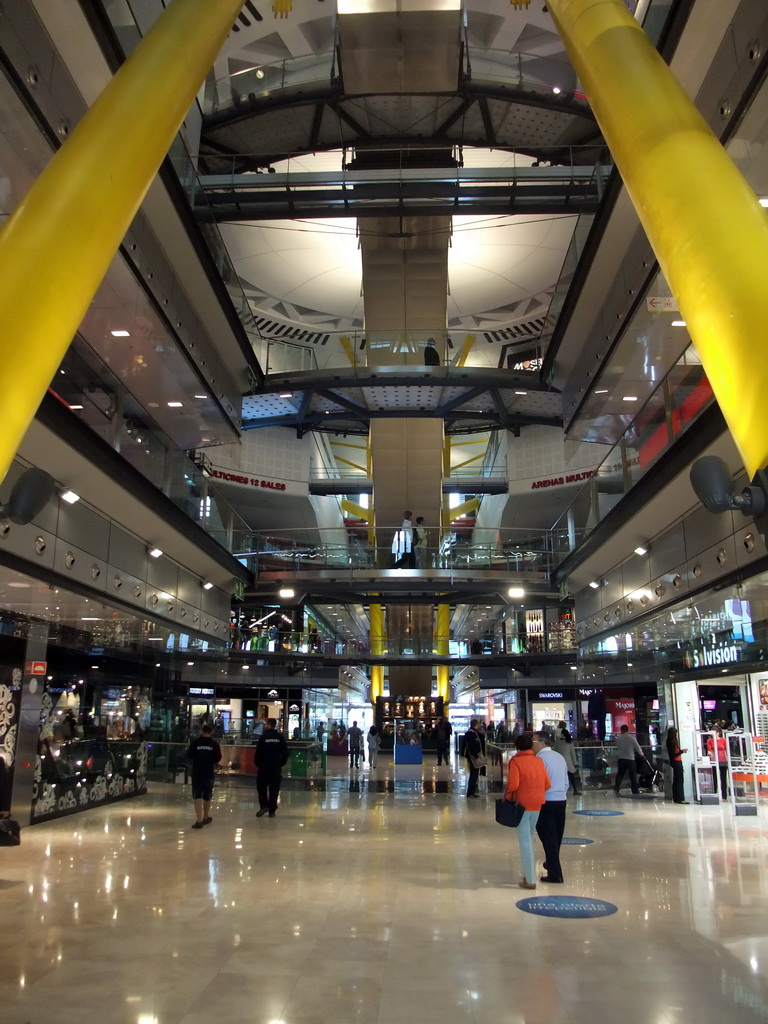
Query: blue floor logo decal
517,896,618,919
561,837,595,845
573,809,623,816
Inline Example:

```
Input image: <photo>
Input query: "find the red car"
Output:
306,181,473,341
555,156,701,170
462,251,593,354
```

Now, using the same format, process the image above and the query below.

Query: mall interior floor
1,762,767,1024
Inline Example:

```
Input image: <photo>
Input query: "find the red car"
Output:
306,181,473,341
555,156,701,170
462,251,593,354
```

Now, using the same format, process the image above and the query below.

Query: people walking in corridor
186,723,222,829
504,734,551,889
367,725,381,768
348,720,363,768
255,718,289,818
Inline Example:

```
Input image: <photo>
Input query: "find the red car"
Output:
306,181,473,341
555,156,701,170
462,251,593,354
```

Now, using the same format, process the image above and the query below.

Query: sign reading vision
684,643,741,670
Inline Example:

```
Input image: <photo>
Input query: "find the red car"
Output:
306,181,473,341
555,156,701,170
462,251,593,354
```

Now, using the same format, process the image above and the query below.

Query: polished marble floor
2,759,768,1024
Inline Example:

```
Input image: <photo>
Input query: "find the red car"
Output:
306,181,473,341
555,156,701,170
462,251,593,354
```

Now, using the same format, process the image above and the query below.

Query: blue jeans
516,809,540,884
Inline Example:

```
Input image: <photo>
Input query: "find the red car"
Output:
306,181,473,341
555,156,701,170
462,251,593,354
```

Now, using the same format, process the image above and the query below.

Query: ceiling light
514,390,527,396
594,389,608,394
147,638,163,641
194,394,208,399
81,617,99,621
202,581,213,590
622,396,638,402
8,582,30,588
760,198,768,207
570,665,578,670
671,320,687,327
242,664,248,669
60,489,80,504
279,588,295,599
589,580,600,589
634,545,648,556
187,662,194,666
280,393,293,398
552,86,561,94
148,547,163,558
69,404,84,410
167,401,183,408
508,587,525,598
111,329,130,337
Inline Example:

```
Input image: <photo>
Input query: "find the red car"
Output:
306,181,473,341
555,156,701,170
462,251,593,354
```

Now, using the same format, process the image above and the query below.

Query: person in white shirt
532,731,568,884
392,511,415,568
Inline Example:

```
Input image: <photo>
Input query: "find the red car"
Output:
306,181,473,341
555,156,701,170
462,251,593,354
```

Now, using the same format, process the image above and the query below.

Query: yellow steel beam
548,0,768,477
436,603,451,705
0,0,243,485
455,334,476,367
341,498,369,521
370,603,385,702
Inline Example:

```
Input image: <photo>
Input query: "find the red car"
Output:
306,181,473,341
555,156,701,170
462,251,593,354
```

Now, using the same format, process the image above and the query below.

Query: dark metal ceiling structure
242,366,562,436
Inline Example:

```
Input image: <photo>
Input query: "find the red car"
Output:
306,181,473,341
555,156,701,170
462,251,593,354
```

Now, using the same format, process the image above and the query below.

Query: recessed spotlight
167,401,183,408
552,86,561,94
187,661,194,667
634,545,648,556
671,320,687,327
589,580,600,589
280,393,293,398
622,396,638,402
594,389,608,394
111,329,130,337
508,587,525,598
194,394,208,400
81,617,99,621
148,547,163,558
760,198,768,207
60,489,80,504
69,404,84,410
202,581,213,590
514,390,527,396
279,588,295,599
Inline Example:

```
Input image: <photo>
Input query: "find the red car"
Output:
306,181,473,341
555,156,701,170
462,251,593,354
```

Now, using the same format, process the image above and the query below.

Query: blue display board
561,837,595,845
394,744,423,765
572,809,623,816
517,896,618,919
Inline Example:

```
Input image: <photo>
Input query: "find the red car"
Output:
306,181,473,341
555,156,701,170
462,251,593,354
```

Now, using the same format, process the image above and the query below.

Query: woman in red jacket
504,733,551,889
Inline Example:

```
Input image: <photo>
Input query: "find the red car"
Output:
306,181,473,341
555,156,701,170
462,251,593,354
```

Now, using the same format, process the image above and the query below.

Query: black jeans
466,765,479,796
536,800,567,881
436,742,450,765
615,758,639,794
671,761,685,802
257,768,283,813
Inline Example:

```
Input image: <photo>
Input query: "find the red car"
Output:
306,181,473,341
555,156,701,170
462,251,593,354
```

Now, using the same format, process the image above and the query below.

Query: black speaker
2,468,56,525
689,456,737,514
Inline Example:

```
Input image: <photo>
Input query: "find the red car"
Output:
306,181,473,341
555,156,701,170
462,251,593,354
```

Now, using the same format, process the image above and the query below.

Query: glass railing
144,739,325,781
228,525,590,577
203,51,338,117
552,345,713,555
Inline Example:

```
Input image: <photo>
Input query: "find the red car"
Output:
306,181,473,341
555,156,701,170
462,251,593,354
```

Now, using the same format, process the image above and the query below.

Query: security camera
690,456,766,517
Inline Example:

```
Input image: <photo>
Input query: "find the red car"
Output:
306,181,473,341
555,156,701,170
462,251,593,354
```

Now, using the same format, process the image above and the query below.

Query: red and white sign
208,467,306,498
25,660,47,675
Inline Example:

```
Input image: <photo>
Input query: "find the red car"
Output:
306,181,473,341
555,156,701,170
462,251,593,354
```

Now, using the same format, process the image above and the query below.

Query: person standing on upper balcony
424,338,440,365
392,511,415,568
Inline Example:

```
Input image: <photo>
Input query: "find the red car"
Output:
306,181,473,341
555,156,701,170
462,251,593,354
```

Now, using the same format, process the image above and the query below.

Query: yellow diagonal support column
370,603,385,702
0,0,244,484
548,0,768,477
436,603,450,706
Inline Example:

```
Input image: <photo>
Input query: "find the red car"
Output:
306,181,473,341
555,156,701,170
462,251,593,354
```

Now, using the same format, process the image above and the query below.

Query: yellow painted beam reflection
369,603,385,702
548,0,768,477
0,0,244,485
436,604,450,705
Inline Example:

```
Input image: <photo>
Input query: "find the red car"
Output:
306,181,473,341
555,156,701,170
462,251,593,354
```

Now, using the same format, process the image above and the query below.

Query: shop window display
31,683,147,823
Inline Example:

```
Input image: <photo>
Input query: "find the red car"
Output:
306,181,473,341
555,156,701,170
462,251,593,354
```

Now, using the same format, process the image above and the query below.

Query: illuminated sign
189,687,214,696
686,644,740,669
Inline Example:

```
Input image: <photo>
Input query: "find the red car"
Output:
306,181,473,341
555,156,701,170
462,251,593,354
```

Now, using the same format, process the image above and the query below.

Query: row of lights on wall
589,544,648,589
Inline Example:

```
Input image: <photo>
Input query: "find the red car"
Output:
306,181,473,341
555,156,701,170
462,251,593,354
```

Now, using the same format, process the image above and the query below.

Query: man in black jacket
462,719,485,799
255,718,289,817
186,724,222,829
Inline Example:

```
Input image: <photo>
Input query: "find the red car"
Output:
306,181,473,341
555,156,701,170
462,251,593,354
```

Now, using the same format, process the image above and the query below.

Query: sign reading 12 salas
209,466,306,497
